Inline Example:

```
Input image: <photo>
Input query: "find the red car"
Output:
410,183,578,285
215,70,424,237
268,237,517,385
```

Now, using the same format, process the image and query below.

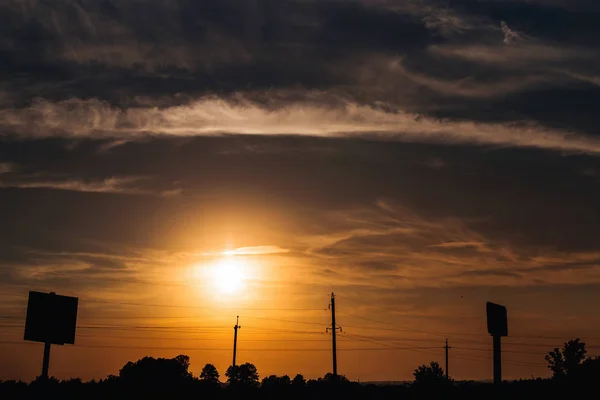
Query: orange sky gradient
2,202,600,382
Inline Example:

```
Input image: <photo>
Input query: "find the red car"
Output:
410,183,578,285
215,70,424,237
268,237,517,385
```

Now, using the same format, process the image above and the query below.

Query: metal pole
331,293,337,377
233,316,240,367
41,342,51,380
41,291,56,380
493,335,502,385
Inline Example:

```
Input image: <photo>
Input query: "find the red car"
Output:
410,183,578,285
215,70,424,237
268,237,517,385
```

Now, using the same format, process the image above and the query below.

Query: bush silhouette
413,361,450,385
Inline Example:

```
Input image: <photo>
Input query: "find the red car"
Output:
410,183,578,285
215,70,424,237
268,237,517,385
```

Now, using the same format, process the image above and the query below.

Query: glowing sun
210,257,247,294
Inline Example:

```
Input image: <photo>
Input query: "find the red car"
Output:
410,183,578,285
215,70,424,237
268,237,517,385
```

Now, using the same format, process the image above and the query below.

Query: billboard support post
493,334,502,385
40,292,56,380
41,341,51,380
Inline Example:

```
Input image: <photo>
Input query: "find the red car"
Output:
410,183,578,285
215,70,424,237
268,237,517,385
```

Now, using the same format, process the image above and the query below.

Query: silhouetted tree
575,356,600,382
321,373,350,383
413,361,449,385
262,374,290,390
262,375,278,388
225,363,259,387
118,354,192,387
200,363,220,383
545,338,587,379
279,375,291,385
292,374,306,387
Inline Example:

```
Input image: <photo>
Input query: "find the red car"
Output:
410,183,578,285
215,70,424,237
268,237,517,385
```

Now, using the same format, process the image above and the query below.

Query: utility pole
232,316,240,367
444,338,451,379
326,293,341,377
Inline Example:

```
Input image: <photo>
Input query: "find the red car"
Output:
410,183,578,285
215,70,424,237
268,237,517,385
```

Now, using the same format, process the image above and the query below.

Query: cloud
557,70,600,87
2,95,600,155
458,269,523,278
0,175,178,196
428,43,592,67
0,163,14,174
1,0,600,148
299,200,600,289
224,246,291,256
429,241,488,249
501,21,521,44
393,58,551,97
0,176,137,193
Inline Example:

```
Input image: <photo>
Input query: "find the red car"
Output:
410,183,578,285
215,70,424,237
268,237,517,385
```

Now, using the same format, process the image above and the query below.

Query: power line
0,341,452,352
0,323,328,337
337,311,600,341
76,334,331,342
2,317,600,351
0,293,325,312
452,346,550,355
449,353,547,368
239,316,326,327
0,325,584,353
341,333,441,356
340,333,548,368
338,311,445,337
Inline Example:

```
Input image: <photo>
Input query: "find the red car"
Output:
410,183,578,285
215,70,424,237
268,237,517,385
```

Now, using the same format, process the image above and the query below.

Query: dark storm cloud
0,0,433,104
0,0,599,151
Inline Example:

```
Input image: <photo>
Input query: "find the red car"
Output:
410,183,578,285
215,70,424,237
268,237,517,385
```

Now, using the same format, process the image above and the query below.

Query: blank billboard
24,291,79,345
486,302,508,337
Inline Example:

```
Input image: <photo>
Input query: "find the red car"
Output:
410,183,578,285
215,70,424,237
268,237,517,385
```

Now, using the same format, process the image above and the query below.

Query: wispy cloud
501,21,521,44
429,241,488,250
222,246,291,256
300,201,600,289
0,163,14,174
428,43,592,67
0,175,179,197
2,96,600,155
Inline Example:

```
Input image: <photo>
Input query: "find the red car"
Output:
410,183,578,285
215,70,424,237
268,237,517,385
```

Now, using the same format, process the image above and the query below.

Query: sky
2,0,600,383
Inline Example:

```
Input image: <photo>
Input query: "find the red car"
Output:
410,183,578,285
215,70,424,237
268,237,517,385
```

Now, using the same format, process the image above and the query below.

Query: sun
210,257,247,295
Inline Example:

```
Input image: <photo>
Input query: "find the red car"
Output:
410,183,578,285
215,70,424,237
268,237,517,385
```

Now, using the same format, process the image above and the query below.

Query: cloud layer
1,0,600,153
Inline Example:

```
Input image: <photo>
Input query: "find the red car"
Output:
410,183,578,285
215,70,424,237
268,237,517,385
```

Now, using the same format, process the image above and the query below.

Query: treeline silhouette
2,338,600,399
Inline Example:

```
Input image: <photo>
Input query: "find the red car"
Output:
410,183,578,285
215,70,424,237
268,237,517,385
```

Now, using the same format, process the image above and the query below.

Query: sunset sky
2,0,600,383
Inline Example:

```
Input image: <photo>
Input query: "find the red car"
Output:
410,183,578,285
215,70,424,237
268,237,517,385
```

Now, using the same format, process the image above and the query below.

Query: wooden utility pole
326,293,341,377
232,316,240,367
331,293,337,376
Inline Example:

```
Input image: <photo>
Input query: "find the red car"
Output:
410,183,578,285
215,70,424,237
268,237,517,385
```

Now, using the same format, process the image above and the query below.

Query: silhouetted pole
330,293,337,376
232,316,240,367
493,335,502,385
41,292,56,380
444,338,451,379
41,341,51,380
